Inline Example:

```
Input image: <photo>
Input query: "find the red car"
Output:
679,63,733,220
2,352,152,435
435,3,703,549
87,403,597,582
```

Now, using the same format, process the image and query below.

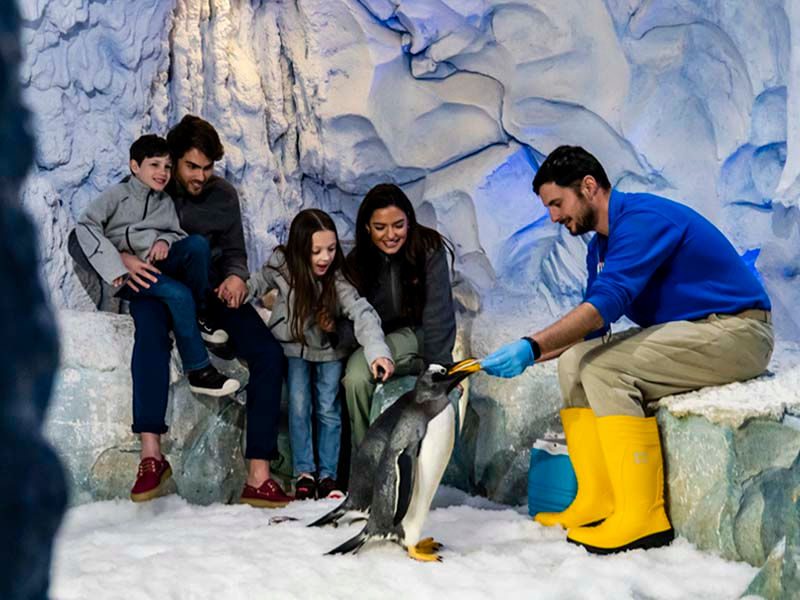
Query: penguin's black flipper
308,502,347,528
326,526,368,556
393,443,420,526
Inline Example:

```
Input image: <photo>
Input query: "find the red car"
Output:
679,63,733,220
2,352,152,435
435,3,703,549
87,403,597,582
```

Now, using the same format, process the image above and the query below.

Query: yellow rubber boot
534,408,613,528
567,415,674,554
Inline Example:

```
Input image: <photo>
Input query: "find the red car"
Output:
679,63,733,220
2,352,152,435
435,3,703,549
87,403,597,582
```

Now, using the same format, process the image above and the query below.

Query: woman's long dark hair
349,183,453,324
274,209,353,344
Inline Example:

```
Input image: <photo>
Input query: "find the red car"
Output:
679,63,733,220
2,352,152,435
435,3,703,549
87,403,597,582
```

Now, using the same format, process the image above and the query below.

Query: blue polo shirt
584,189,771,331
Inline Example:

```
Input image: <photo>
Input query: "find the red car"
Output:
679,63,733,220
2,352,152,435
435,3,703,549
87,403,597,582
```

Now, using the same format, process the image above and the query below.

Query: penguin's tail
326,527,368,556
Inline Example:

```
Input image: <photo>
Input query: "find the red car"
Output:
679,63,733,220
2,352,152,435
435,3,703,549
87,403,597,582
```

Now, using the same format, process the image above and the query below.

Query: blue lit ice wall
18,0,800,340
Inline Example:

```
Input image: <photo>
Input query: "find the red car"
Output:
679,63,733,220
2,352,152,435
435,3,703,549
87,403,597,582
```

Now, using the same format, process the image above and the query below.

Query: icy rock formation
49,310,293,505
658,410,800,565
650,349,800,592
746,508,800,600
20,0,800,340
0,2,67,598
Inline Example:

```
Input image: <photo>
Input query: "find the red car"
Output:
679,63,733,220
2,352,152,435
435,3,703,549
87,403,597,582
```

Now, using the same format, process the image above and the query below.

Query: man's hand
215,275,248,309
481,339,535,378
120,252,160,292
370,357,395,382
147,240,170,263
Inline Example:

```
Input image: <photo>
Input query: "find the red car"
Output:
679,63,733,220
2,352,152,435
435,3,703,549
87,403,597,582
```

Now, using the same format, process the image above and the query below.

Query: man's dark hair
166,115,224,163
532,145,611,195
129,134,170,166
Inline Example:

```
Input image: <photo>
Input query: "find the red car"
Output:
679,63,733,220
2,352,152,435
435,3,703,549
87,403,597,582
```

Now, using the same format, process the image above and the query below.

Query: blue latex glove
481,339,535,378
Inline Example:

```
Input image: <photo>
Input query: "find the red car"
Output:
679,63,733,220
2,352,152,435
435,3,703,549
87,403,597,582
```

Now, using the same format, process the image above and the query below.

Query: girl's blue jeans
287,357,343,480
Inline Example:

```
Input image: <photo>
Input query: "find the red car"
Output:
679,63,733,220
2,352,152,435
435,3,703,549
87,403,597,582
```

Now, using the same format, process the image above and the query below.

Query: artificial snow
50,488,756,600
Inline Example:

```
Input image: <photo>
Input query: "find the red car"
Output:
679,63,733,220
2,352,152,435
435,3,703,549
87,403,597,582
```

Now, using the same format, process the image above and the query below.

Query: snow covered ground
51,488,756,600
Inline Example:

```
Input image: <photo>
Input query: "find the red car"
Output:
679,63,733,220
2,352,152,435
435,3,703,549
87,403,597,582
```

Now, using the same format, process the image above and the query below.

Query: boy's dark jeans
118,235,211,372
129,295,285,461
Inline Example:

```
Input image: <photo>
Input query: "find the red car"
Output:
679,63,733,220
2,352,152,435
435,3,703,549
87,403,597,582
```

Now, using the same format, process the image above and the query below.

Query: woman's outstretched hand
370,357,395,382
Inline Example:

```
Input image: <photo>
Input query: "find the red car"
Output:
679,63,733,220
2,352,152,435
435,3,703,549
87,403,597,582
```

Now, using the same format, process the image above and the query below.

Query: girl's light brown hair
273,209,354,344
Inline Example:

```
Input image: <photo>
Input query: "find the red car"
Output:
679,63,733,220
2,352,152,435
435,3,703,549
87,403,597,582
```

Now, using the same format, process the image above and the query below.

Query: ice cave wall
17,0,800,343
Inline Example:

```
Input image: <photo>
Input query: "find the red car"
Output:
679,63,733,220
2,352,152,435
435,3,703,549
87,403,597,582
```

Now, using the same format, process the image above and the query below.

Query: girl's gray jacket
247,250,391,364
76,175,186,284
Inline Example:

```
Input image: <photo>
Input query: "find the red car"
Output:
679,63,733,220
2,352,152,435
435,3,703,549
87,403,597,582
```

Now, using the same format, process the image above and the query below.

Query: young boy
76,134,239,397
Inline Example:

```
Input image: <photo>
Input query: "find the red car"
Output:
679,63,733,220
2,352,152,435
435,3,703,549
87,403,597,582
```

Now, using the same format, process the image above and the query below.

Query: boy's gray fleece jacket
76,175,186,284
247,250,391,364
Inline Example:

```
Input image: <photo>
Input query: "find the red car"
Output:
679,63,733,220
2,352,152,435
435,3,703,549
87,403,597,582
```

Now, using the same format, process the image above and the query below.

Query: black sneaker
187,365,240,396
197,316,229,345
294,475,317,501
317,477,344,500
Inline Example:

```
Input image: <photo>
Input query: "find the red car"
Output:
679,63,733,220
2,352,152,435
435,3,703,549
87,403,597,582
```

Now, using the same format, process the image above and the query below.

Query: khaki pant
343,327,422,446
558,312,774,417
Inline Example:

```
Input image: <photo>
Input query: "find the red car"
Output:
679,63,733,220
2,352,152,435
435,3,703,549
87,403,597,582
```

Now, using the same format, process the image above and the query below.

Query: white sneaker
197,317,229,344
187,365,240,396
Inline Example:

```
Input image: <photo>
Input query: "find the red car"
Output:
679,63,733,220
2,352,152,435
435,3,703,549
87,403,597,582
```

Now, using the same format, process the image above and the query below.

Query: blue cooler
528,438,577,517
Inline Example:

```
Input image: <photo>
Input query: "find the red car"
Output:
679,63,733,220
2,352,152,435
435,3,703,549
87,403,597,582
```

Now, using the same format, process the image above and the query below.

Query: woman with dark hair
344,183,457,446
247,209,394,500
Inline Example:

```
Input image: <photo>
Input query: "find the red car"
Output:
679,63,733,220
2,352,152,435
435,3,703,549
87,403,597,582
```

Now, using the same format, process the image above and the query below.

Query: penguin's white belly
401,404,455,547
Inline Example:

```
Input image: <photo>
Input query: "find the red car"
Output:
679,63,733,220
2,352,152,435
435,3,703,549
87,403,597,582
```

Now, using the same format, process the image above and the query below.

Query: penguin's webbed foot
408,538,443,562
415,537,443,553
408,546,442,562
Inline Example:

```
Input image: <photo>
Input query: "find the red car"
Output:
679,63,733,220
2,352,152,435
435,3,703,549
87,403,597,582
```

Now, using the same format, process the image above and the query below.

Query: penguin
310,357,481,561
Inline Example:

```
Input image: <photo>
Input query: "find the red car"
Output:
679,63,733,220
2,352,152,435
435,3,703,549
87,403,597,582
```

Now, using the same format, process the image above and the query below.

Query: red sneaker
240,478,293,508
130,456,173,502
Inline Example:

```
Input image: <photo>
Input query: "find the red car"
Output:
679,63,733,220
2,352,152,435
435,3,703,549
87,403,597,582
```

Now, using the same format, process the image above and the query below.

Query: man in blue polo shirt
482,145,774,555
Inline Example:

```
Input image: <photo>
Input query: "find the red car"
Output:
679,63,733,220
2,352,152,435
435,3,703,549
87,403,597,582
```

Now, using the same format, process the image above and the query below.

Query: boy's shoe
130,456,173,502
294,474,317,501
188,365,240,396
240,478,293,508
197,316,229,345
318,477,345,500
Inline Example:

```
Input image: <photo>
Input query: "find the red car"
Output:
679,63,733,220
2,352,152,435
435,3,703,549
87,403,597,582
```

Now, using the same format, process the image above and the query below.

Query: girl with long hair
247,209,394,500
344,183,457,446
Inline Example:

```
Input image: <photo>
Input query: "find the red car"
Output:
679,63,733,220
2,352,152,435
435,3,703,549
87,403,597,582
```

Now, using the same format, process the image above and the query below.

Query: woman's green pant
342,327,421,446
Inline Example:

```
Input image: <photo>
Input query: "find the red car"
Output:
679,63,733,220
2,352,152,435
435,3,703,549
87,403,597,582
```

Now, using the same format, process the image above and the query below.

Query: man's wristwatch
522,336,542,361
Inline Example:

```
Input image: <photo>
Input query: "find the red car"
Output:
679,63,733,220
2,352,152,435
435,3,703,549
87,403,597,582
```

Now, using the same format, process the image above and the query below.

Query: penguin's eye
429,364,447,376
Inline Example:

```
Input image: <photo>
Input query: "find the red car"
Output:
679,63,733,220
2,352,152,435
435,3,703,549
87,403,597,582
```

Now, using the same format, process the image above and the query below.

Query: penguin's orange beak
447,358,481,376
